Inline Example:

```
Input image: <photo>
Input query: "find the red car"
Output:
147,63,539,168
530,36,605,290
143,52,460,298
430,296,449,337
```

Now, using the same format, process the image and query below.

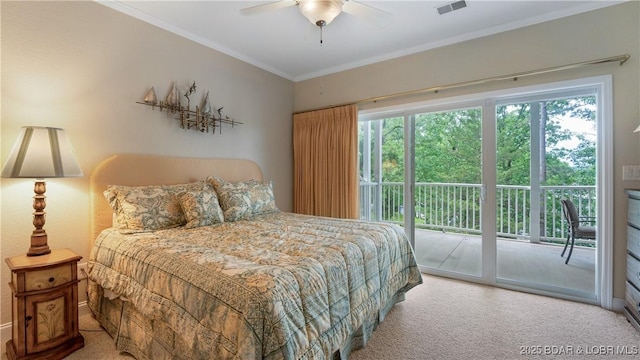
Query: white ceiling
99,1,625,82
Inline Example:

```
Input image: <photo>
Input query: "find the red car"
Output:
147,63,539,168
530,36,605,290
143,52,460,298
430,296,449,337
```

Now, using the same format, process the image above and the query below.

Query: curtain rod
294,54,630,115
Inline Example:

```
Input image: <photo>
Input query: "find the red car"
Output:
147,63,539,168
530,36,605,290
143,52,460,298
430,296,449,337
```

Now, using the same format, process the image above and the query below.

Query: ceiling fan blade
342,0,392,27
240,0,297,16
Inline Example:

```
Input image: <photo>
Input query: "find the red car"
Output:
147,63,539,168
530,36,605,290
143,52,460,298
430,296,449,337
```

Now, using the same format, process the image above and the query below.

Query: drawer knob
25,315,32,325
48,277,55,283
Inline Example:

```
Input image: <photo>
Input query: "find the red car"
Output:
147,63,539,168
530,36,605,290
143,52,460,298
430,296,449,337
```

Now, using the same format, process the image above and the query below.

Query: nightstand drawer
627,281,640,320
629,195,640,229
628,254,640,290
24,264,73,291
629,225,640,257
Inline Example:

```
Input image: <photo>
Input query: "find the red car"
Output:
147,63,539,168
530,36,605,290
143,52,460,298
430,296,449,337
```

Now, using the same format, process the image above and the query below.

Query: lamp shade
299,0,343,26
2,126,83,178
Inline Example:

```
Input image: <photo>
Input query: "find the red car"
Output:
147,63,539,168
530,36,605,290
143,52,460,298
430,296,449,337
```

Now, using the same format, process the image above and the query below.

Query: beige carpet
7,275,640,359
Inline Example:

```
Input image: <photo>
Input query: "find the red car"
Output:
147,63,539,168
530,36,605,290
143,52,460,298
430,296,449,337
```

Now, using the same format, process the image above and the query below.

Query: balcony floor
414,228,596,295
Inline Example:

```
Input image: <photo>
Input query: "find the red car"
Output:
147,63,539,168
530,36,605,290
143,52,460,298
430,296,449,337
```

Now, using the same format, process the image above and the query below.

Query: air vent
437,0,468,15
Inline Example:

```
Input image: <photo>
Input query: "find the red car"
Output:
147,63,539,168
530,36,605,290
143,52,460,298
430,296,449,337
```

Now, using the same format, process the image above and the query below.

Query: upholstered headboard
89,154,263,245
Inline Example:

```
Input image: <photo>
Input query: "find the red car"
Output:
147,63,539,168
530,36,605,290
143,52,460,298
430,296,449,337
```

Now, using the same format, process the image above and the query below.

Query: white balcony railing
359,182,596,246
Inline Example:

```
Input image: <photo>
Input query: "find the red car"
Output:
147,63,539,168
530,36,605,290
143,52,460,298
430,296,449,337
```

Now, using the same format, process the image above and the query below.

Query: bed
87,154,423,360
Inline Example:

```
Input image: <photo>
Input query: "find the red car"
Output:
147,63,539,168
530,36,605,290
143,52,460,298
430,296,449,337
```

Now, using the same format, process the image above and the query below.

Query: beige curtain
293,104,358,219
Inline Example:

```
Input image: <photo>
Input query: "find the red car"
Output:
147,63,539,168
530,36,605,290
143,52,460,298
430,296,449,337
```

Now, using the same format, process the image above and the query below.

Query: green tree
381,117,405,182
358,95,596,234
415,108,482,184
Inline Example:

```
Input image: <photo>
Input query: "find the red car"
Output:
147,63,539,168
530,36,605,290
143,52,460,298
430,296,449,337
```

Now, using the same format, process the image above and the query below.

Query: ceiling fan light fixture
299,0,343,27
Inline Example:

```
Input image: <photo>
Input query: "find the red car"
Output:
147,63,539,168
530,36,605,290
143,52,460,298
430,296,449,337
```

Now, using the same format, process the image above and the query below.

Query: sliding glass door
412,108,483,276
359,76,609,304
359,116,405,227
359,106,484,278
495,92,597,300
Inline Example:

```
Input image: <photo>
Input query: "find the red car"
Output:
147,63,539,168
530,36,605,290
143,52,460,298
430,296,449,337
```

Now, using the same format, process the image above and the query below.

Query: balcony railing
359,182,596,246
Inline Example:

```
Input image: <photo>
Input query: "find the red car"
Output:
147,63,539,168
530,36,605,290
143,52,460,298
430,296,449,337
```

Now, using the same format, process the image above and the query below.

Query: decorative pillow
245,181,278,215
104,181,208,233
207,176,256,192
179,187,224,228
207,176,278,222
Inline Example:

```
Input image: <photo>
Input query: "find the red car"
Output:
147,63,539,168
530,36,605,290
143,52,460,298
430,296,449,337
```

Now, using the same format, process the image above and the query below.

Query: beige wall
295,2,640,300
0,1,294,328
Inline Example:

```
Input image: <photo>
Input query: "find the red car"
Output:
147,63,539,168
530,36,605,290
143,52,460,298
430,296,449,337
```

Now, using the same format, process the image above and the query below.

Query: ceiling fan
240,0,392,28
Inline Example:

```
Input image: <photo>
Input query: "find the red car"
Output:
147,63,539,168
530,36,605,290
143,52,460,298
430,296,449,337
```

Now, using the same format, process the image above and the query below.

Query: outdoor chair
560,198,596,264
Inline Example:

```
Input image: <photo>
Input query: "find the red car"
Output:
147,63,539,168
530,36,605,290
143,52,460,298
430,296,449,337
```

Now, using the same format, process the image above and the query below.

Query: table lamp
1,126,83,256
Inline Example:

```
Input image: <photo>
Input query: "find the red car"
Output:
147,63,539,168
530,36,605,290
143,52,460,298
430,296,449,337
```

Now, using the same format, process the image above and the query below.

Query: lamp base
27,223,50,257
27,244,51,257
27,181,51,256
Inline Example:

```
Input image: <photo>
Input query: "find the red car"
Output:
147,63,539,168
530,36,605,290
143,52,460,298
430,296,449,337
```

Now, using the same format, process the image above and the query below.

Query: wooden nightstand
5,248,84,360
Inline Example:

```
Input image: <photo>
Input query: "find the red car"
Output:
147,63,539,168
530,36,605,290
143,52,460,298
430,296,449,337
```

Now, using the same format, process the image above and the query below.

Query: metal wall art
137,81,241,134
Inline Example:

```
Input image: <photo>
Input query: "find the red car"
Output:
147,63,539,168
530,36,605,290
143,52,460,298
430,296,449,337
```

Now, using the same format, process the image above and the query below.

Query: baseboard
0,319,9,355
1,301,90,355
78,300,91,316
612,296,625,312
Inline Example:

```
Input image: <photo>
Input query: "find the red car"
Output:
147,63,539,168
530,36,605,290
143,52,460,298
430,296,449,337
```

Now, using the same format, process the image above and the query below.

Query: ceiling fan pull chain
320,25,323,45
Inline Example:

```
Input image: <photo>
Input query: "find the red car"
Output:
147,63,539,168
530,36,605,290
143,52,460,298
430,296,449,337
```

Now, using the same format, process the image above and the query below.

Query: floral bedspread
88,212,422,360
